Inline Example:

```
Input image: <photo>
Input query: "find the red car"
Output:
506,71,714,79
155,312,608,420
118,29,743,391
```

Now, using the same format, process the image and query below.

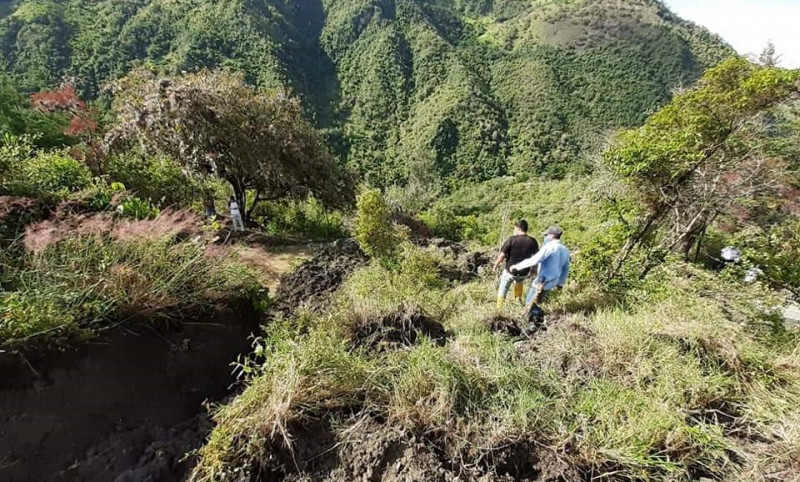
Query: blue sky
666,0,799,68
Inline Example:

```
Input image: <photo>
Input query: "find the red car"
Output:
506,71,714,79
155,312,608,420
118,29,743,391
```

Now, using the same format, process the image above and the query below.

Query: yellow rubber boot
513,282,524,304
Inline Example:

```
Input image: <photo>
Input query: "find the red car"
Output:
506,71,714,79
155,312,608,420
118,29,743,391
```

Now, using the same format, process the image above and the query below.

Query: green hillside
0,0,733,185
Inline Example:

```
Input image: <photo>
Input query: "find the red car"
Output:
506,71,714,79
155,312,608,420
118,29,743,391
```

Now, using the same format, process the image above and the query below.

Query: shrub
0,134,35,191
106,154,202,207
117,196,161,220
8,150,92,200
420,205,483,242
354,189,408,263
255,197,347,240
420,205,463,240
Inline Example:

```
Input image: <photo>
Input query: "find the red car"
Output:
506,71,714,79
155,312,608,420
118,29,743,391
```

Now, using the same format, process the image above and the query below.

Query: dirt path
232,244,314,292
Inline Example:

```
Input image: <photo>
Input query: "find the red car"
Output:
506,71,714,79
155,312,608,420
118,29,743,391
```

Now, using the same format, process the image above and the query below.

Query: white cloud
666,0,800,68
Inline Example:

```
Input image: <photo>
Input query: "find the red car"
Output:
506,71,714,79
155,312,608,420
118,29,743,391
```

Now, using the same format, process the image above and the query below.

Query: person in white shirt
229,196,244,231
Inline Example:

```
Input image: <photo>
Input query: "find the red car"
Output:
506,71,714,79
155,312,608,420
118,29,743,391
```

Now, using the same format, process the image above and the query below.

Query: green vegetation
105,68,353,220
191,244,800,480
354,188,409,263
105,153,204,208
0,232,262,349
2,0,799,479
0,0,733,193
255,198,348,240
0,72,70,146
604,58,800,280
188,56,800,480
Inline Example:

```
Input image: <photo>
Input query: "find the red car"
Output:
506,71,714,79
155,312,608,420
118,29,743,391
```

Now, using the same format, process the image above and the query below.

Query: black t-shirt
501,235,539,276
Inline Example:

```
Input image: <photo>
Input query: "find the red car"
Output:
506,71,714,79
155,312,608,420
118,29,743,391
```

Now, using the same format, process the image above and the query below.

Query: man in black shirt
493,220,539,308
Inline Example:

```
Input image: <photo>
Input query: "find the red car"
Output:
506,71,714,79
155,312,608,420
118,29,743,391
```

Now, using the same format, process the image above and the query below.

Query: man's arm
493,252,506,271
494,239,511,270
511,247,547,272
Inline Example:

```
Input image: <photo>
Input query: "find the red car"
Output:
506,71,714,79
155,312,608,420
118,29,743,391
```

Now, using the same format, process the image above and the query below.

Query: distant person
229,196,244,231
720,246,741,269
494,220,539,308
510,225,571,333
204,197,216,219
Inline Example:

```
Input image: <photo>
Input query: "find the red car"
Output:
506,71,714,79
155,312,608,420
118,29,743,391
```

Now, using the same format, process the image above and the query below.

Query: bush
0,134,35,191
254,197,347,240
117,195,161,220
106,154,202,207
8,150,92,200
420,205,481,242
354,189,408,264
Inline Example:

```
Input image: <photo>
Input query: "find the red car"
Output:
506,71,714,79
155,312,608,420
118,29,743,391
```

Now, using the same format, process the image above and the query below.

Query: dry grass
23,209,204,253
1,224,263,349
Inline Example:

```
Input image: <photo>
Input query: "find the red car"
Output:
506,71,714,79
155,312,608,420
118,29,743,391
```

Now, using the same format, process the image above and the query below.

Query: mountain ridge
0,0,734,186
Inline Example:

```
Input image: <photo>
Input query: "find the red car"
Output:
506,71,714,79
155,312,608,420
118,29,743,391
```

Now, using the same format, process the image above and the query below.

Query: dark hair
514,220,529,233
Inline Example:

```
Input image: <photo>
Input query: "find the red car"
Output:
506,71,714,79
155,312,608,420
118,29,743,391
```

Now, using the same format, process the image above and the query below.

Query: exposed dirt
274,238,368,314
220,244,313,292
394,213,432,238
418,237,493,284
484,314,523,337
349,305,449,353
235,416,573,482
0,309,257,482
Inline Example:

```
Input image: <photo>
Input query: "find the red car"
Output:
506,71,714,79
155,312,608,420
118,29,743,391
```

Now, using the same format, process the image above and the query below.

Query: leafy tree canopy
104,68,353,218
0,0,734,193
604,58,800,278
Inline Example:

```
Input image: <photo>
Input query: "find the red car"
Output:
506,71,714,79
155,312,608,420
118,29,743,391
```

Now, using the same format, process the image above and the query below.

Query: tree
758,41,779,67
603,58,800,278
354,189,408,263
0,72,70,147
30,83,101,171
104,69,352,219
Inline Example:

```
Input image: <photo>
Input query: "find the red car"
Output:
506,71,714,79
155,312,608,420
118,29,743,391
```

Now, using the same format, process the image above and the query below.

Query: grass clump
0,233,262,350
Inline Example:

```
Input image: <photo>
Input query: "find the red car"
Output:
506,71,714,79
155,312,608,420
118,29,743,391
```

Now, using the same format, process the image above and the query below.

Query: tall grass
191,253,800,481
0,233,261,349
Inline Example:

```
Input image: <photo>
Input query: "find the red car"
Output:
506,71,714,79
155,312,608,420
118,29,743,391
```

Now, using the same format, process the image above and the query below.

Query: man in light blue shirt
510,225,571,331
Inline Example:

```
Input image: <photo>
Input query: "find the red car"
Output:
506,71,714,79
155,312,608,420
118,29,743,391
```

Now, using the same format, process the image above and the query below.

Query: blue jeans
526,281,549,305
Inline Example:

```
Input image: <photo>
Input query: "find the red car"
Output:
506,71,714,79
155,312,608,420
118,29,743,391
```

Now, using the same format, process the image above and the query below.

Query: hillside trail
229,242,314,292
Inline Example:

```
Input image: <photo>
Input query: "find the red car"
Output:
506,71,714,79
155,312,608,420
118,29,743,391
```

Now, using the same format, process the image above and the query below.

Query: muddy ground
0,309,257,482
231,414,576,482
274,239,369,315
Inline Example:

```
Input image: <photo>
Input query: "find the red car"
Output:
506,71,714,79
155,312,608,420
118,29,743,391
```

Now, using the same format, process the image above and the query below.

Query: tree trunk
247,190,262,222
693,225,708,263
606,208,665,280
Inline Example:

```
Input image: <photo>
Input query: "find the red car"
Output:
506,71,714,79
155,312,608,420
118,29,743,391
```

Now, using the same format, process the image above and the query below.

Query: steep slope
0,0,733,184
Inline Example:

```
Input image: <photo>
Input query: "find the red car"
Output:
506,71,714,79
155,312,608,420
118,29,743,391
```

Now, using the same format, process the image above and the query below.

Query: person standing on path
229,196,244,232
510,225,571,333
494,220,539,308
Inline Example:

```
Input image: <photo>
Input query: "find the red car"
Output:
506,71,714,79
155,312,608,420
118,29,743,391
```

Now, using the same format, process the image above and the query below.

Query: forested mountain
0,0,733,185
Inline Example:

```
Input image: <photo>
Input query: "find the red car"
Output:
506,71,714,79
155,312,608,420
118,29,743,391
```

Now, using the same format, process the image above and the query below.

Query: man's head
514,220,529,235
542,225,563,241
